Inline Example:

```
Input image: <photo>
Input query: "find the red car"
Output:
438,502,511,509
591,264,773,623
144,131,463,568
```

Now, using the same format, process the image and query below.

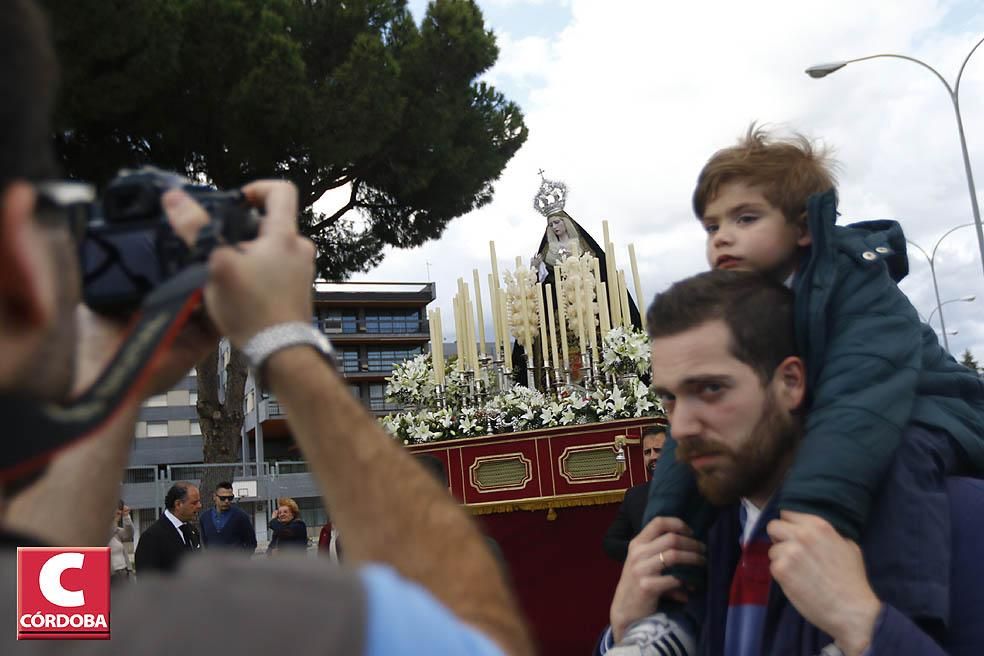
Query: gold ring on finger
658,551,667,568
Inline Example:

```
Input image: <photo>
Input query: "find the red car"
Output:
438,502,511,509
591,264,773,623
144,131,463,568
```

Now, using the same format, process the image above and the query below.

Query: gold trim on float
465,490,627,516
557,442,623,484
404,417,662,450
469,453,534,493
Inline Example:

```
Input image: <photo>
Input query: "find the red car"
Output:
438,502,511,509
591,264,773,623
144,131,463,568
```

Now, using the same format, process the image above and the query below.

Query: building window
364,309,421,334
191,421,202,436
146,394,167,407
146,421,168,438
245,389,255,414
366,346,422,373
348,384,362,399
368,383,402,412
317,309,358,334
340,348,361,374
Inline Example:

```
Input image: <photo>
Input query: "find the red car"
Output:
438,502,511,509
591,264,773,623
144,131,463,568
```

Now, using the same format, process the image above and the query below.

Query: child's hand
768,511,881,656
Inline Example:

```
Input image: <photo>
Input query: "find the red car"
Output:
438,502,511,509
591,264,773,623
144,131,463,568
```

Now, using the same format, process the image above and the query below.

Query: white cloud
331,0,984,359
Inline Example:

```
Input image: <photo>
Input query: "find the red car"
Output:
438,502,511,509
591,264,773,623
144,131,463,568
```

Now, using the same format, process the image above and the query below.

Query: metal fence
120,461,318,511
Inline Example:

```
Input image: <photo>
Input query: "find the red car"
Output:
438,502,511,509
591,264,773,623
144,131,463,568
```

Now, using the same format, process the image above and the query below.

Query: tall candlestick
556,268,570,371
453,293,464,370
599,282,612,337
607,241,622,328
428,310,438,385
618,270,631,329
536,283,549,371
490,241,500,283
473,269,486,357
545,283,560,373
466,297,479,372
488,273,500,358
434,308,445,385
583,269,598,358
628,244,645,332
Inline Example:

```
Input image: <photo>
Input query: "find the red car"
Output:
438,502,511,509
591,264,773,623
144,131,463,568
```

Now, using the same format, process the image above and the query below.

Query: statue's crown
532,173,568,217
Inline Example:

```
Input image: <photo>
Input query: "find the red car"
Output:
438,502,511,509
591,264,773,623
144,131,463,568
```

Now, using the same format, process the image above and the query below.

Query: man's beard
677,391,801,505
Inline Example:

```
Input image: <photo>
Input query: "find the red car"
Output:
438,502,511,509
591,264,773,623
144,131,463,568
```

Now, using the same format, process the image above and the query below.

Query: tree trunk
196,343,249,513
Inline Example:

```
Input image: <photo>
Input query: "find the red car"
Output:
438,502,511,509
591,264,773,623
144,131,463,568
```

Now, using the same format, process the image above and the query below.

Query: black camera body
79,167,259,315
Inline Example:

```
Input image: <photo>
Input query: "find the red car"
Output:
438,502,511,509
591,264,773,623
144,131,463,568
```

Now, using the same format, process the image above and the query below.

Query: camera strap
0,264,209,490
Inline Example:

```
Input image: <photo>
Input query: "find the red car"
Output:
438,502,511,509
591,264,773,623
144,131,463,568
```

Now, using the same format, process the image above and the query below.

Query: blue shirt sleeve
359,564,505,656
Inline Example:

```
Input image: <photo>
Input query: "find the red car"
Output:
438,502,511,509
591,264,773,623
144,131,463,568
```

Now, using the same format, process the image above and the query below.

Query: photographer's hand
204,181,315,347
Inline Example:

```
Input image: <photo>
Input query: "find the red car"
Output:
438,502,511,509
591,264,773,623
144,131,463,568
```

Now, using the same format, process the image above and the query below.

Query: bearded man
597,270,984,656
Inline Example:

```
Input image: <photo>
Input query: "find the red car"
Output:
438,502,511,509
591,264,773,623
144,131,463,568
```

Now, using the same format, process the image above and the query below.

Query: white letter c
38,553,85,608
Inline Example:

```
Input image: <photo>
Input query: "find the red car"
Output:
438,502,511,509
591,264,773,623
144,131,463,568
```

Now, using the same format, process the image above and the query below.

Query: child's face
701,181,810,280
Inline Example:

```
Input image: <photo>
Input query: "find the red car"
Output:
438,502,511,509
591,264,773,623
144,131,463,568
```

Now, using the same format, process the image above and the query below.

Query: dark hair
216,481,233,492
642,426,666,440
692,124,837,225
646,270,796,383
0,0,59,188
416,455,449,488
165,482,194,511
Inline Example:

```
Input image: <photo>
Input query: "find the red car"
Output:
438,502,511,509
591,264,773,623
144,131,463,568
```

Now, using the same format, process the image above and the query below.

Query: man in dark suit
135,482,203,575
200,481,257,554
602,428,666,562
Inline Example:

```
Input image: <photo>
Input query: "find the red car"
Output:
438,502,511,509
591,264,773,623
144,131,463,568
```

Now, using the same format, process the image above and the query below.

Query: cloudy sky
334,0,984,361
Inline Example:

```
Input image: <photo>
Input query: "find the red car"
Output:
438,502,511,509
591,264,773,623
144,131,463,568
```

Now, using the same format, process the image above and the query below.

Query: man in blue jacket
199,482,257,554
598,271,984,656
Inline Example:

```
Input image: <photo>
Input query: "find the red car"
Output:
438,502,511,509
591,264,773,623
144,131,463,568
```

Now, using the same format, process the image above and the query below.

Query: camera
78,167,260,315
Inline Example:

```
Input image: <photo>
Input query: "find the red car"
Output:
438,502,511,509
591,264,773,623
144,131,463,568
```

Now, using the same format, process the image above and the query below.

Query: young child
614,126,984,654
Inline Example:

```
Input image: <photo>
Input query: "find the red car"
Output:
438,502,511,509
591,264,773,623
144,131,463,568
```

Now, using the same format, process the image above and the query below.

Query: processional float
381,175,666,655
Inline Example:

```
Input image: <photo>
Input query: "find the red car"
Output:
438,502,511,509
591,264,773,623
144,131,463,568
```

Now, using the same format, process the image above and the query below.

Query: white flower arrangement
379,325,663,445
600,326,651,377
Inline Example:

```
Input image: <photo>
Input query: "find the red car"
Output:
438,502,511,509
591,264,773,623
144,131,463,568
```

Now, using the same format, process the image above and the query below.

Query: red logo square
16,547,111,640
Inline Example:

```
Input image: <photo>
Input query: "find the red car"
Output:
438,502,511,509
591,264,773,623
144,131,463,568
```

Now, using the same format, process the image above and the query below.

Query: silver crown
532,173,568,217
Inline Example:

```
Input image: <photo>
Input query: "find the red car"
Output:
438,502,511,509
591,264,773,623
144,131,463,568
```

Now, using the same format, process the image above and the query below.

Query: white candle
536,283,549,370
618,270,631,329
473,269,486,357
556,267,570,371
434,308,445,385
599,282,612,337
607,240,622,328
545,283,559,373
490,241,500,287
488,273,500,359
628,244,645,332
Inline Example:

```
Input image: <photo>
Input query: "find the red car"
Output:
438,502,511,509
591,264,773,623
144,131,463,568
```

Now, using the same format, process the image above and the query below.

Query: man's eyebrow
680,374,733,387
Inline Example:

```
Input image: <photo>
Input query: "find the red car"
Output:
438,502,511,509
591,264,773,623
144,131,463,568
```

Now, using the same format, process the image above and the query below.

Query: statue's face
549,216,568,239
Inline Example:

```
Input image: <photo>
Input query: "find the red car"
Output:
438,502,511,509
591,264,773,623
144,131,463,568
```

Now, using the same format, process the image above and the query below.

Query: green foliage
961,349,981,374
43,0,527,280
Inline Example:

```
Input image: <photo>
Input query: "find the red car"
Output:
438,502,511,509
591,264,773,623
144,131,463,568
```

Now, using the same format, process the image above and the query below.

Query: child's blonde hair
693,124,838,224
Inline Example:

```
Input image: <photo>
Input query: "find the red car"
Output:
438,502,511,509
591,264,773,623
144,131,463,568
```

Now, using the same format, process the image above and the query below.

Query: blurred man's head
646,270,806,507
641,429,665,479
0,1,80,401
165,482,202,522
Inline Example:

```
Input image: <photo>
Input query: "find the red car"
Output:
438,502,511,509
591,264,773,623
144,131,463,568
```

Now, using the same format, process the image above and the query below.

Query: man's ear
772,355,806,412
0,182,54,332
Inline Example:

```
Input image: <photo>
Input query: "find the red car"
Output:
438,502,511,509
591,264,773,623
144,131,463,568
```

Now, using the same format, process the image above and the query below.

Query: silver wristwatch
241,322,336,380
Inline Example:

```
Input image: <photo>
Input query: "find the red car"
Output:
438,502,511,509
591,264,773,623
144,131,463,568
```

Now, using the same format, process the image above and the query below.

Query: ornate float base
408,417,661,655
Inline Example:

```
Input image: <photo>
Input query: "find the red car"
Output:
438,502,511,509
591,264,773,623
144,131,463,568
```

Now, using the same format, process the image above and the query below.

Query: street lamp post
904,223,976,352
806,36,984,280
926,295,976,331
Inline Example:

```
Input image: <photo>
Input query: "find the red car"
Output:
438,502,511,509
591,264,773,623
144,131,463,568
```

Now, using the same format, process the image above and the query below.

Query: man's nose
668,401,700,441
